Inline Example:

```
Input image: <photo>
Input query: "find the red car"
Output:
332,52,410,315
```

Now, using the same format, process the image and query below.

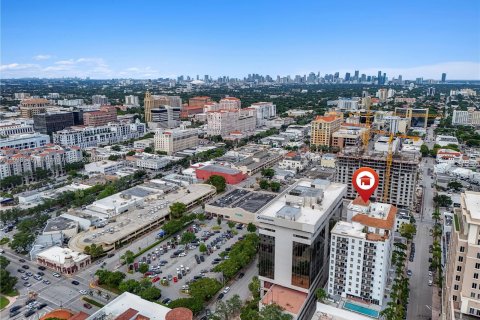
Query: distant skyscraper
398,75,403,83
354,70,359,80
361,74,366,82
334,72,339,80
442,73,447,82
383,73,386,85
377,71,382,84
345,73,351,81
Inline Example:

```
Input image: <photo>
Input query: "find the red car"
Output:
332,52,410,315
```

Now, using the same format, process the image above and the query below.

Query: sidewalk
431,284,442,320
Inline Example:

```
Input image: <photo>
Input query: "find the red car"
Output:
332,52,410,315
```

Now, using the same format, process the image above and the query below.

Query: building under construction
335,148,420,209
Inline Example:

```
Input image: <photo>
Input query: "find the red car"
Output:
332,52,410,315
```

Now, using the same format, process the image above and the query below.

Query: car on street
24,282,31,287
22,265,29,269
53,272,61,278
79,289,88,295
24,310,36,317
238,272,245,279
72,280,80,285
43,279,51,285
217,293,224,300
10,306,21,313
38,266,46,271
406,270,412,276
428,271,433,277
37,303,47,310
428,279,433,286
9,310,21,318
17,269,25,273
84,303,92,309
223,286,230,294
162,298,172,305
19,258,25,263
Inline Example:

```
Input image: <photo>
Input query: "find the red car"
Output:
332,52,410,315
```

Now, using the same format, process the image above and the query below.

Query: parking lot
117,218,249,305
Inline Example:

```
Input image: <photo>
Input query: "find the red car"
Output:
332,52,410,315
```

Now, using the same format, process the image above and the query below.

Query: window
453,295,457,301
457,266,462,272
476,263,480,270
454,285,459,290
472,283,477,289
259,234,275,280
472,292,476,298
459,256,464,262
477,253,480,259
456,275,461,281
475,273,479,279
470,308,475,315
460,246,465,252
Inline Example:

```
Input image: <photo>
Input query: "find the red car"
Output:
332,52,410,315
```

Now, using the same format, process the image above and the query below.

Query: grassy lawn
82,297,104,308
3,290,18,297
454,213,460,232
0,296,9,310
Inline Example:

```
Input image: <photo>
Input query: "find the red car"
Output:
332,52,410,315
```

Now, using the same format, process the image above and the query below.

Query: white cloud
33,54,52,61
0,63,39,71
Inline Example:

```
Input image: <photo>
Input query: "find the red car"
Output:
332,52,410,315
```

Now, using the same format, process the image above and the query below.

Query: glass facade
291,227,326,289
259,234,275,279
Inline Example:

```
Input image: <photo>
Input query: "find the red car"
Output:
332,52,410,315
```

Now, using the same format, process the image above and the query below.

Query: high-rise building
345,73,351,81
125,95,139,106
83,106,117,126
150,106,181,129
154,128,199,155
183,96,212,117
354,70,359,80
328,197,396,305
442,73,447,83
377,71,382,84
445,191,480,319
334,151,419,209
377,89,388,102
256,179,347,320
250,102,276,127
206,109,256,136
452,108,480,126
310,116,342,147
91,95,109,105
427,87,436,96
33,111,75,135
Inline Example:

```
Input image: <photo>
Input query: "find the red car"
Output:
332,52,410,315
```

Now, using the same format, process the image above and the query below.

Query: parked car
9,306,21,313
9,310,21,318
84,303,92,309
22,265,29,269
71,280,80,285
223,286,230,294
17,269,25,273
38,266,46,271
217,293,224,300
37,303,47,310
24,310,35,317
162,298,172,305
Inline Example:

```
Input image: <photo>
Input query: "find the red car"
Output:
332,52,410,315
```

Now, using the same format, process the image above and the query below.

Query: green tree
259,180,270,190
167,297,204,314
217,216,222,226
270,181,281,192
106,271,126,288
189,277,222,301
0,269,17,294
207,175,227,193
0,256,10,269
111,145,121,151
121,250,135,264
226,294,243,317
399,223,417,241
170,202,187,219
315,288,328,302
119,279,141,293
261,168,275,179
139,286,161,301
138,263,149,274
247,223,256,233
108,155,120,161
126,150,136,156
9,232,34,252
227,221,236,229
144,147,154,154
420,144,429,157
199,243,207,254
447,180,463,191
181,231,196,244
248,277,260,299
258,303,292,320
433,194,453,207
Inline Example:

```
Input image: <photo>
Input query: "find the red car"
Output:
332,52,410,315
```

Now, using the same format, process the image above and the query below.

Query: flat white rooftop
464,191,480,220
258,179,346,226
37,246,89,263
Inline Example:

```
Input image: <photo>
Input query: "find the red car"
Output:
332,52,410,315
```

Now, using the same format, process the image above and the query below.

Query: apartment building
91,95,108,105
310,116,342,147
219,97,241,110
335,150,419,209
0,133,51,150
256,179,347,320
337,98,360,111
0,122,34,136
33,111,75,135
250,102,277,127
53,121,146,148
206,109,256,136
328,197,396,306
453,108,480,126
83,106,117,126
183,96,211,117
20,98,50,118
154,128,199,155
0,145,83,180
445,191,480,319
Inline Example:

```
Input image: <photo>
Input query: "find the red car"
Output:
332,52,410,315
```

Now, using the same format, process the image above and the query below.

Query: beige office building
445,191,480,319
310,116,342,147
154,128,198,155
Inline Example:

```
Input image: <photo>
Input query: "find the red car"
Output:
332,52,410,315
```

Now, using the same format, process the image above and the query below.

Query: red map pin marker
352,167,379,202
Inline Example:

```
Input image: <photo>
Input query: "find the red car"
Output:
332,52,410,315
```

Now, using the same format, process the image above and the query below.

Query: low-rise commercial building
196,164,245,184
85,160,124,175
436,135,460,147
437,149,463,165
0,132,50,150
133,138,154,149
83,106,117,126
20,98,50,118
36,246,91,275
33,111,75,135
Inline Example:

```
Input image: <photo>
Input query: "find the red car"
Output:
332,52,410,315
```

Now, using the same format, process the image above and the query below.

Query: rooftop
37,246,89,263
43,217,78,233
86,292,171,320
210,188,276,213
261,284,307,315
464,191,480,220
196,164,241,175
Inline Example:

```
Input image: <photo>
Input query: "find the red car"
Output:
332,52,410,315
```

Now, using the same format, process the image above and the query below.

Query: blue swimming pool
343,301,380,318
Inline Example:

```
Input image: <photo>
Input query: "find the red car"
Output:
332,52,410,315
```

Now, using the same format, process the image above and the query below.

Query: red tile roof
114,308,139,320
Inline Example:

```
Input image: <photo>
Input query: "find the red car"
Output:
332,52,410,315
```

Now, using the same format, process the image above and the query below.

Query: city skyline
1,0,480,80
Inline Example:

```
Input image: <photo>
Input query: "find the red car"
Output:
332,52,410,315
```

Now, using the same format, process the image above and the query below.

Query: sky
1,0,480,80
